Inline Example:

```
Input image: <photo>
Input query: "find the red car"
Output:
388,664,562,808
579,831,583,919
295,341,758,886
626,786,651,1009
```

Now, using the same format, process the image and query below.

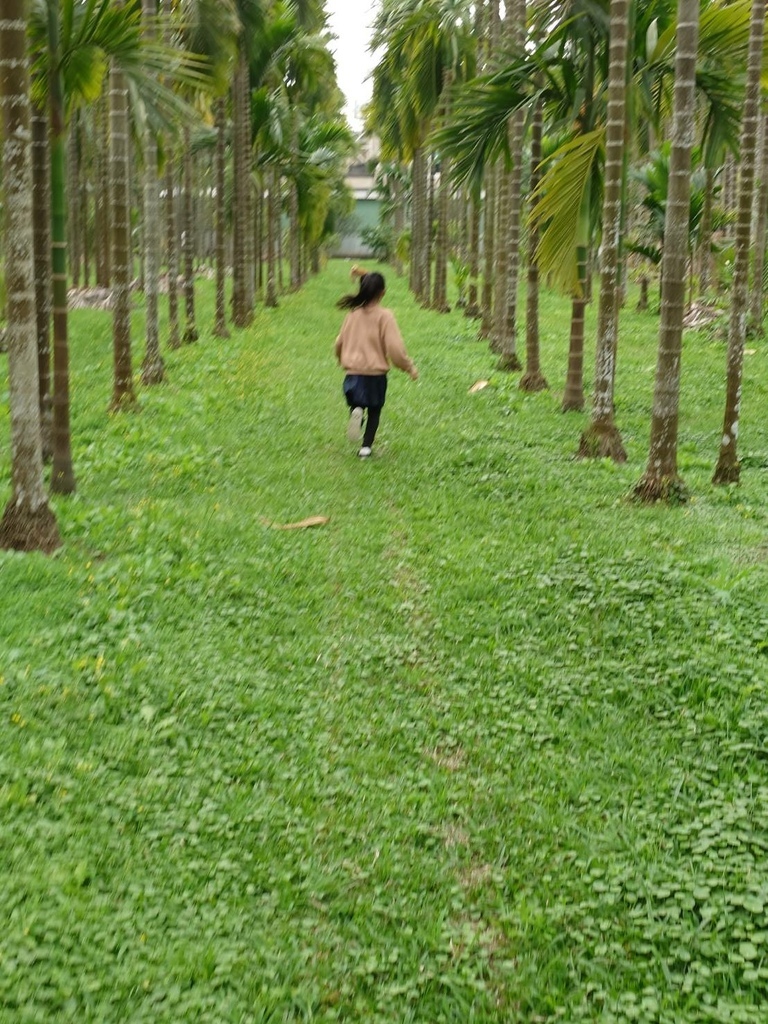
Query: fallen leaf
745,348,757,356
469,380,490,394
261,516,330,530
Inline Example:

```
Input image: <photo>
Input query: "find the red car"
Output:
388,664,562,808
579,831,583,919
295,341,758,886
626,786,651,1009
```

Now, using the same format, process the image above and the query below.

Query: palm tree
0,0,60,553
495,0,526,371
578,0,630,461
109,40,136,410
634,0,701,503
30,94,53,459
213,94,231,338
141,0,165,384
518,97,548,392
712,0,766,484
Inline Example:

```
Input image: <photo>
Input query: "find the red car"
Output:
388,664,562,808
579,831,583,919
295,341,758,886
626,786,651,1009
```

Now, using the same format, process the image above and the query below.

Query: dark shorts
343,374,388,410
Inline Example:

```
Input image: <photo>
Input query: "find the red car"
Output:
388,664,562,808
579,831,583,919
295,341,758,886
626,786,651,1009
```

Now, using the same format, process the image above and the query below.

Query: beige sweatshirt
334,303,415,376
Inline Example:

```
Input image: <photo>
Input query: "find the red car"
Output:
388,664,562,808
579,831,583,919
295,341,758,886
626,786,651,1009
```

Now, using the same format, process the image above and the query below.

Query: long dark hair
337,272,386,310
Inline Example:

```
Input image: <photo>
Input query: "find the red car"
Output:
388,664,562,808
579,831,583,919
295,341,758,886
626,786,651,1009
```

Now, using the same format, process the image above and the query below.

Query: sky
325,0,380,130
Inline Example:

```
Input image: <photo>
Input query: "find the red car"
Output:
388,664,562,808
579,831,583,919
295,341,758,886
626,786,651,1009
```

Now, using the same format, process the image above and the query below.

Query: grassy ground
2,263,768,1023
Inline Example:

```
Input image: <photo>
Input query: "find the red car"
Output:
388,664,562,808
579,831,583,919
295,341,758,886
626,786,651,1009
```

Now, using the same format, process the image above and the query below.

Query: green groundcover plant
2,263,768,1022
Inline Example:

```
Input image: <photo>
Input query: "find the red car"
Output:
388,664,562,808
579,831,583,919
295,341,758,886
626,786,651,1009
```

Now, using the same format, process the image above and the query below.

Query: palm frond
529,128,603,295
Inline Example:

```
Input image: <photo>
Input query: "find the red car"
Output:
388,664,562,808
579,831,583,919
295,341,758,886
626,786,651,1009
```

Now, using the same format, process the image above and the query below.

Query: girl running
334,270,418,458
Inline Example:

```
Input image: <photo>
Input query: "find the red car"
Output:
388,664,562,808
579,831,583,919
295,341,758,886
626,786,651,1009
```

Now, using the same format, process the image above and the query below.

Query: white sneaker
347,407,363,442
358,446,372,458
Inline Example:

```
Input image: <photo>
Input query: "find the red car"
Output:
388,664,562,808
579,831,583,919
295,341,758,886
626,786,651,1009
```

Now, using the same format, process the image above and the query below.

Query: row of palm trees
1,0,354,553
366,0,767,501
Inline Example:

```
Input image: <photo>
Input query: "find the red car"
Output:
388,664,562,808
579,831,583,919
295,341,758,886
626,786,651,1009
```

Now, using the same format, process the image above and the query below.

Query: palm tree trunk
165,157,181,349
480,162,497,339
0,0,60,552
140,0,165,384
109,58,136,410
182,126,198,342
491,154,511,353
713,0,766,484
519,99,548,392
634,0,701,502
393,174,405,276
68,112,81,289
579,0,629,461
95,89,111,288
465,190,481,318
266,166,278,307
698,165,714,297
749,111,768,332
231,46,253,326
49,71,76,493
497,107,525,370
31,95,53,459
411,146,429,303
214,96,230,338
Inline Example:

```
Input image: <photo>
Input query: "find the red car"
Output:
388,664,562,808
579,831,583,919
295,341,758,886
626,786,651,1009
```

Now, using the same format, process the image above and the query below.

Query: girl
334,271,418,458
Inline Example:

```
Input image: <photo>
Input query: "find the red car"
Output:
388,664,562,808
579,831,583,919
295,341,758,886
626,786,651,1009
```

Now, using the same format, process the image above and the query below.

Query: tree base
214,323,231,339
141,356,166,387
168,328,182,351
431,301,451,314
632,473,689,505
712,459,740,485
183,326,199,344
519,370,549,393
578,422,627,463
110,389,138,414
0,499,61,553
561,393,585,413
232,310,253,328
464,303,481,320
496,352,522,372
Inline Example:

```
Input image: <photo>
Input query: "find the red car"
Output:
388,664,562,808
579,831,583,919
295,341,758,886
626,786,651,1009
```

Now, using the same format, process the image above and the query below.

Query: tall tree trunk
497,103,525,370
49,62,76,491
411,146,429,302
182,126,198,342
266,166,278,307
634,0,701,502
465,189,481,318
519,99,548,392
214,96,230,338
31,95,53,459
579,0,629,460
432,72,453,313
68,111,81,289
393,173,405,276
94,89,111,288
231,46,253,326
140,0,164,384
289,118,301,292
0,0,60,552
109,58,136,410
698,165,714,297
491,150,511,352
713,0,766,484
164,157,181,349
495,0,525,367
81,121,90,288
480,163,497,339
749,112,768,331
